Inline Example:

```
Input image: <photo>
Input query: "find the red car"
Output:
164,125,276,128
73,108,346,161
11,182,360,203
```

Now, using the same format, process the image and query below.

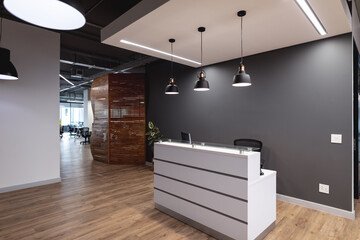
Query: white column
83,89,89,127
83,89,94,129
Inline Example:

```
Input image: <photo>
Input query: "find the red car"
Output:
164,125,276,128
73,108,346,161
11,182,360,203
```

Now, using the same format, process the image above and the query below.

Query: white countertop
156,141,257,156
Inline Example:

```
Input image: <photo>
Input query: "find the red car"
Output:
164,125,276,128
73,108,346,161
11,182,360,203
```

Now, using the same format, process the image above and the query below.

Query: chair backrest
233,139,262,152
81,127,90,137
181,131,191,143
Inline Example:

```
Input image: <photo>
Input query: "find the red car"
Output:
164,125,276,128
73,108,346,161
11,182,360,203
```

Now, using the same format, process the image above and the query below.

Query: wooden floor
0,134,359,240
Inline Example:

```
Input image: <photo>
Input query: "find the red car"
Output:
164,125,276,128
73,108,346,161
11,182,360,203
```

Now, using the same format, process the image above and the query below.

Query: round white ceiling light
4,0,86,30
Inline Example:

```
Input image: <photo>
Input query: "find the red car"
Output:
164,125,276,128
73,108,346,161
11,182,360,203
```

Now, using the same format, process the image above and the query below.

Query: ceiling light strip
59,74,75,86
295,0,326,35
120,40,201,65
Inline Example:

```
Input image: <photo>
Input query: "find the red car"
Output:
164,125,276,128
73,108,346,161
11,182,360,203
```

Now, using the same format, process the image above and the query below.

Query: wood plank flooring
0,134,359,239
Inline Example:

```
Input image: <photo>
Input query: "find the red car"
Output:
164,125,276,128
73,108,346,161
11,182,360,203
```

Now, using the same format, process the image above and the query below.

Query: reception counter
154,140,276,240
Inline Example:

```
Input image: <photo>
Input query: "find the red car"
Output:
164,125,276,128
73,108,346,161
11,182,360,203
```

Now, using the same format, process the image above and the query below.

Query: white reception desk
154,140,276,240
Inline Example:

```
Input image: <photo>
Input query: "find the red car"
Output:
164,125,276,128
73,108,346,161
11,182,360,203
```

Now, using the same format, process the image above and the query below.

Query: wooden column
90,75,109,163
90,73,145,164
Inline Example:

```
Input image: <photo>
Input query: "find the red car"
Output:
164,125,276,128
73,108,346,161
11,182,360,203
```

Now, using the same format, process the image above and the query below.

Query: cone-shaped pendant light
0,10,18,80
165,38,179,94
194,27,209,91
233,10,251,87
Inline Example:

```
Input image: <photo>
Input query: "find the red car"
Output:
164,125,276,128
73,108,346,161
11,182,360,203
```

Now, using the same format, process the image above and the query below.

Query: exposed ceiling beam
59,72,92,81
60,59,113,71
88,55,156,80
60,80,94,93
61,47,121,64
85,21,103,29
61,30,99,42
86,0,106,16
60,56,156,93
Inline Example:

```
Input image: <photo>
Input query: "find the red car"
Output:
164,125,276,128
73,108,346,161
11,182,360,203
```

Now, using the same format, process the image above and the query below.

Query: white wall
83,89,94,130
0,19,60,191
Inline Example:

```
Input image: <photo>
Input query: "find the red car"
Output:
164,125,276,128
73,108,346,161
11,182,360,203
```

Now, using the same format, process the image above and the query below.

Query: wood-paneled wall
90,75,109,163
90,74,145,164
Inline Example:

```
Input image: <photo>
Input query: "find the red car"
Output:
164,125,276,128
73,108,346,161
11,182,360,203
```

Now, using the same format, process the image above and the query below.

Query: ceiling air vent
71,68,84,78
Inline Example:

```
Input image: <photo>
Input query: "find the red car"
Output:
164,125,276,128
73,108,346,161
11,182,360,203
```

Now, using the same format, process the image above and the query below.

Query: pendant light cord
0,8,3,45
171,42,173,78
240,15,243,65
201,31,203,70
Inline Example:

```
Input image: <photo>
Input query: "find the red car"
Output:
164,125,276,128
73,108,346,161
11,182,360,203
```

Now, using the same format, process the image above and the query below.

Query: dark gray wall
146,34,353,211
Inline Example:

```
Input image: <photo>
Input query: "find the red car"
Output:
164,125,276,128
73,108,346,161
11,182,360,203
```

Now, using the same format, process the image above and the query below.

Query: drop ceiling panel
102,0,351,68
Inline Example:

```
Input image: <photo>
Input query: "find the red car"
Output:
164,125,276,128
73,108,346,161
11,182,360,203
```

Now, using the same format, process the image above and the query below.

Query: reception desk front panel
154,140,276,240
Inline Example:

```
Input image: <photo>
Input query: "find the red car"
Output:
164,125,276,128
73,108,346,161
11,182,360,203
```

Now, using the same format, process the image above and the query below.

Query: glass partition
157,139,260,154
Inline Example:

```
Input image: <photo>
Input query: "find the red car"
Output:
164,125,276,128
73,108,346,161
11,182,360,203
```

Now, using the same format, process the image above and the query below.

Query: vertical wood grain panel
90,75,109,163
90,73,145,165
109,74,145,164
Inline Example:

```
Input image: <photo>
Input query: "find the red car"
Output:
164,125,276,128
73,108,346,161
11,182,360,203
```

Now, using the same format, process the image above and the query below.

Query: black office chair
181,131,192,143
60,126,63,139
69,125,77,137
80,127,91,144
234,139,264,175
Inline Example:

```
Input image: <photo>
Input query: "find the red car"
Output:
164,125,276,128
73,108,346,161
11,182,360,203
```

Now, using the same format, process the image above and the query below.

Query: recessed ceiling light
120,40,201,65
4,0,86,30
295,0,326,35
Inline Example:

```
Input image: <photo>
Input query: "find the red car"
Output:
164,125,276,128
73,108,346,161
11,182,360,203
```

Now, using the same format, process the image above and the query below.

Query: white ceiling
102,0,351,68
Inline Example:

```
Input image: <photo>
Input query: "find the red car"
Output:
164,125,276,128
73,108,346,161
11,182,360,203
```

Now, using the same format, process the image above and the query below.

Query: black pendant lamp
165,38,179,95
233,10,251,87
194,27,209,91
0,10,18,80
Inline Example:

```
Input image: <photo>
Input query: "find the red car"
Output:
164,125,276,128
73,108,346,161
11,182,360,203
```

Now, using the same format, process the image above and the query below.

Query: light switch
331,134,342,144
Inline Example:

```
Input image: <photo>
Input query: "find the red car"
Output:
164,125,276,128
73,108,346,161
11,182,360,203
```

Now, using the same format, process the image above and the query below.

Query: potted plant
146,121,163,170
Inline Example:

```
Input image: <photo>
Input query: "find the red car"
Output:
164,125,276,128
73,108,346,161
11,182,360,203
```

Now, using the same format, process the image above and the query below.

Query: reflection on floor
0,134,359,239
60,132,94,180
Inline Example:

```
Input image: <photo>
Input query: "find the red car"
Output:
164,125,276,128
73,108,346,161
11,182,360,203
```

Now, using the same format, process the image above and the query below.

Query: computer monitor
181,131,192,144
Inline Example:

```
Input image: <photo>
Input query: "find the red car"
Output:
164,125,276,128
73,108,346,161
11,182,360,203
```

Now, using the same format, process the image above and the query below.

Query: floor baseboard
0,178,62,194
277,194,355,220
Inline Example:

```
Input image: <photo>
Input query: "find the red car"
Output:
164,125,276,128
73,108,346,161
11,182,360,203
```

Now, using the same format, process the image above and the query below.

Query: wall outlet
331,134,342,144
319,183,329,194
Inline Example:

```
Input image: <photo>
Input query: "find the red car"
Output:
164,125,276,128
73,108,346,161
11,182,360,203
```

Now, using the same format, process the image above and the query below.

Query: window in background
60,102,84,127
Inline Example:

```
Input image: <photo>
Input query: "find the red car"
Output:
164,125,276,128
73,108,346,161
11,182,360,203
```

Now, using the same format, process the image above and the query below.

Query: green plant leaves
146,121,163,150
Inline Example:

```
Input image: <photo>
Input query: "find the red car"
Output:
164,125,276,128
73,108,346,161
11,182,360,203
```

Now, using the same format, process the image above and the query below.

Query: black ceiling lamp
4,0,86,30
165,38,179,95
233,10,251,87
194,27,209,92
0,9,18,80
